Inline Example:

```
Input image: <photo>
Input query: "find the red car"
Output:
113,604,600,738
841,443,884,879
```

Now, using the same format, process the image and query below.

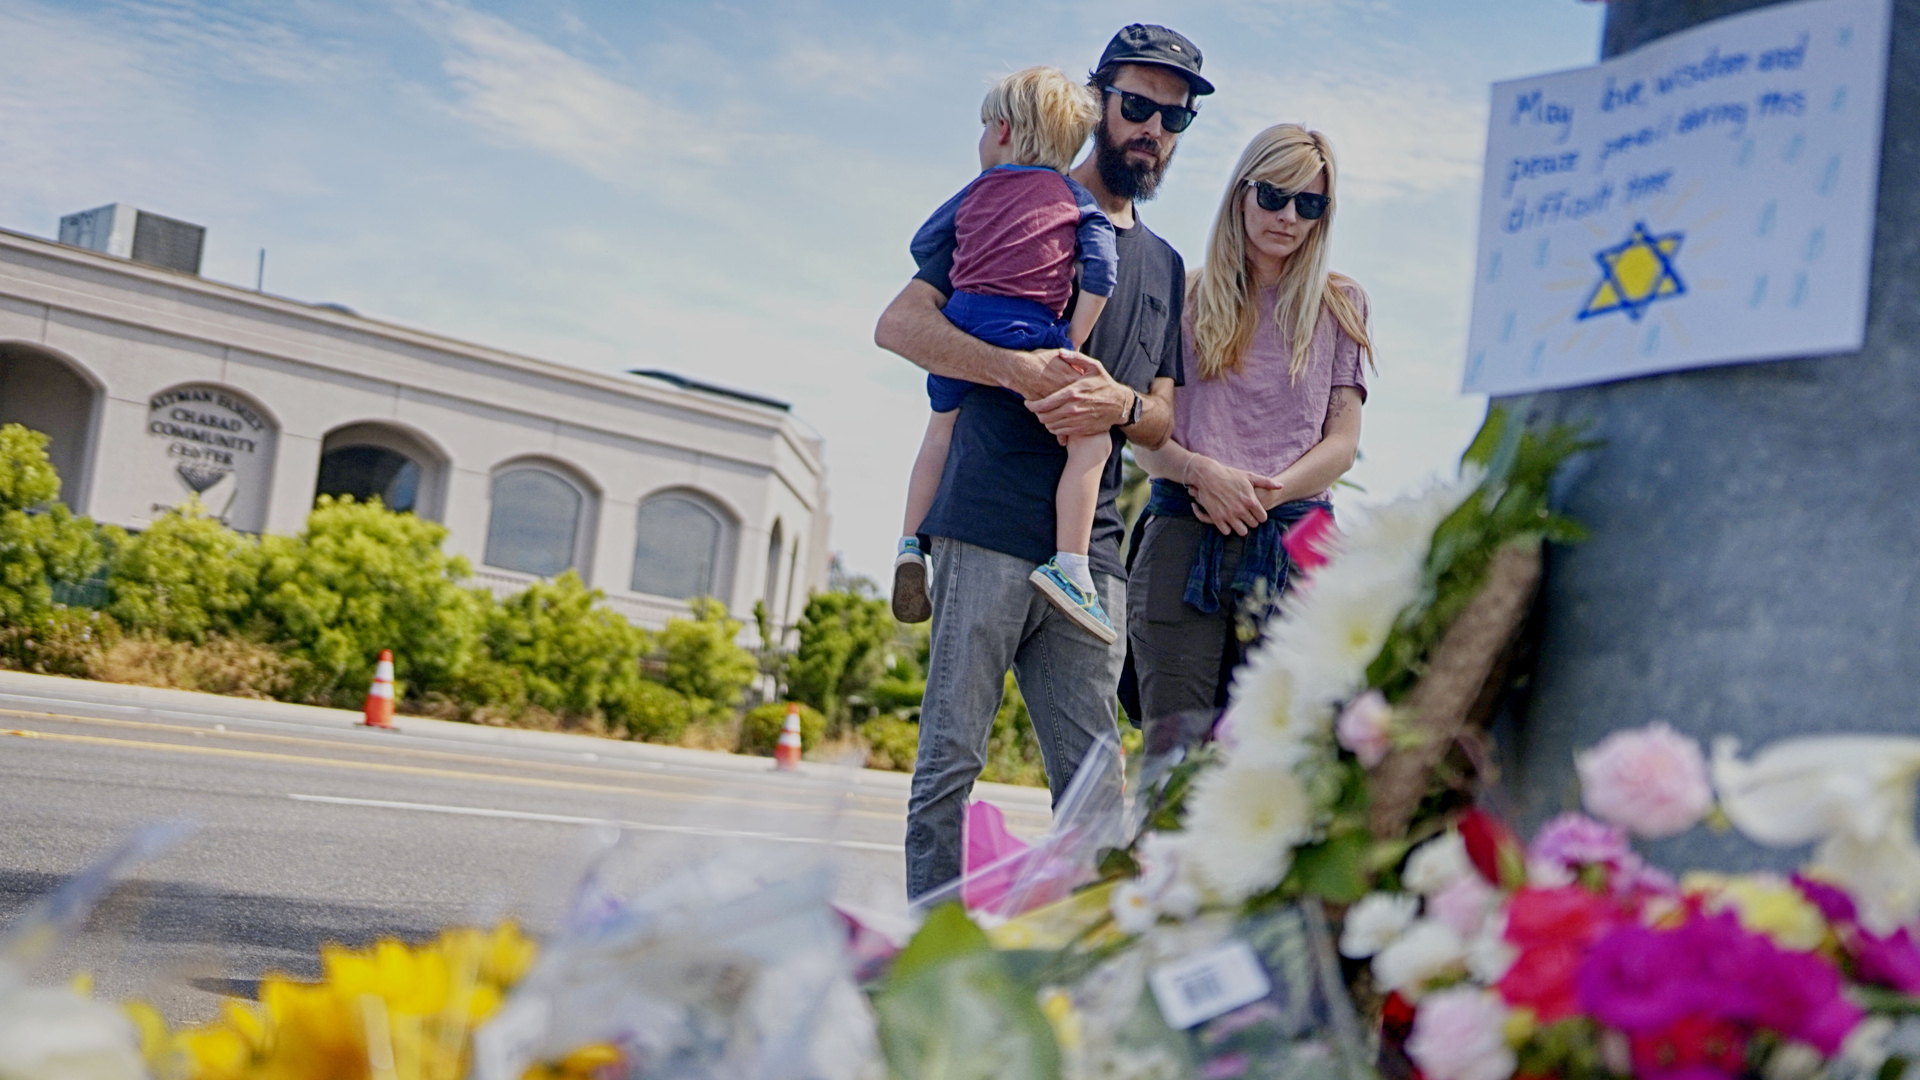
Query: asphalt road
0,671,1052,1023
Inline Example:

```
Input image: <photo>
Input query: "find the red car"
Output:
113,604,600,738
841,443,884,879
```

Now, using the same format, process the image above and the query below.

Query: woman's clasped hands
1184,453,1285,536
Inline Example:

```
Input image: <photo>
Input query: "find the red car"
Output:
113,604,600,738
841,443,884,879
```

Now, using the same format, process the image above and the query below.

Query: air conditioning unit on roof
58,203,205,275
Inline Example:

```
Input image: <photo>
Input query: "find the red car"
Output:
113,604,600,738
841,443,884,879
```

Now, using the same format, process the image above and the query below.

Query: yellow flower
522,1043,623,1080
1038,990,1082,1053
137,921,539,1080
1682,872,1828,950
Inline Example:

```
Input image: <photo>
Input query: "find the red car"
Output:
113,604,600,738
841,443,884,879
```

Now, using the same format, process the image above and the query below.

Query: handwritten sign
1462,0,1890,396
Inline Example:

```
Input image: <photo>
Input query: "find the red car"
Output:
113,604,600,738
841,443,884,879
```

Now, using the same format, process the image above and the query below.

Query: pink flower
1336,691,1392,767
1430,873,1502,937
1406,987,1516,1080
1530,813,1634,869
1575,723,1713,839
1281,507,1336,572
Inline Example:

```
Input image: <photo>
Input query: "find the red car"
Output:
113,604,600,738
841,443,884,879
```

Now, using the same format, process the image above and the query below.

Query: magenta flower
1791,873,1859,925
1854,926,1920,995
1580,912,1861,1053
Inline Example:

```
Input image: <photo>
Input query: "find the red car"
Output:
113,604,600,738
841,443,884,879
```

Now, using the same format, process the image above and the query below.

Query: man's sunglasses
1101,86,1197,134
1248,181,1329,220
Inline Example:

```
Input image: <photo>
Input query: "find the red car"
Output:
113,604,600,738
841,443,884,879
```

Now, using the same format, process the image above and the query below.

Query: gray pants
905,537,1126,901
1128,515,1244,724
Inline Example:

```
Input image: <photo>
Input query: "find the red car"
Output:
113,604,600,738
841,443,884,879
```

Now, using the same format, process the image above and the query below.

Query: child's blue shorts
927,290,1071,413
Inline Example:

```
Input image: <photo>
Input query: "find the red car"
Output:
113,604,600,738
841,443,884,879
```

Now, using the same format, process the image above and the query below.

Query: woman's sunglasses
1101,86,1197,134
1248,181,1329,220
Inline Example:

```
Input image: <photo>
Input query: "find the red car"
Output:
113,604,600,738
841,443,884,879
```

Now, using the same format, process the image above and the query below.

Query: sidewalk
0,668,1055,811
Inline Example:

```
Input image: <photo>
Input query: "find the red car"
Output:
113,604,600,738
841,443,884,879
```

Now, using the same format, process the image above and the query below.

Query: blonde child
893,66,1119,644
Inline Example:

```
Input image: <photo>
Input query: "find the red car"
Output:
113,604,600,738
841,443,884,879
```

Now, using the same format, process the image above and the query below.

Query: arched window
0,343,101,511
315,422,448,518
632,491,734,601
485,465,590,577
764,521,784,614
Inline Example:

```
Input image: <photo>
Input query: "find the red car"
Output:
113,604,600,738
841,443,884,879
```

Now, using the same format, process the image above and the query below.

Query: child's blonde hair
980,66,1099,172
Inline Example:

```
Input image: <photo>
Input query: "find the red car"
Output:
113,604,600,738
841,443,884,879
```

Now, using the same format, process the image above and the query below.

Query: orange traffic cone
363,649,396,729
773,702,802,771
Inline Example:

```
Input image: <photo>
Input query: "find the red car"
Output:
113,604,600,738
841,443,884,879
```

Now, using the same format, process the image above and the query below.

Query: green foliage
0,423,61,510
0,425,104,624
0,608,118,676
738,701,828,757
610,678,694,742
863,714,920,772
476,572,650,719
874,904,1062,1080
787,587,894,727
656,597,757,716
1366,406,1594,703
106,500,263,642
255,495,484,706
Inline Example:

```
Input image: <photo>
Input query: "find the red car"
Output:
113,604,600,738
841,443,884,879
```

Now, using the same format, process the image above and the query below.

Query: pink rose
1407,986,1516,1080
1336,690,1392,768
1575,722,1712,839
1429,873,1502,937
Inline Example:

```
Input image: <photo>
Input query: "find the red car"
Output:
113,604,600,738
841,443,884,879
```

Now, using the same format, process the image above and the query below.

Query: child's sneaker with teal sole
1029,557,1117,645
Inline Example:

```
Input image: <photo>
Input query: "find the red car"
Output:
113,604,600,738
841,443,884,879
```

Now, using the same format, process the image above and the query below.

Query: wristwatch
1126,391,1143,428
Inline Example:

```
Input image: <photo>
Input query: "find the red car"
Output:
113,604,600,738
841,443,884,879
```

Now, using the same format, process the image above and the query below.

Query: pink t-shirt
1170,281,1370,498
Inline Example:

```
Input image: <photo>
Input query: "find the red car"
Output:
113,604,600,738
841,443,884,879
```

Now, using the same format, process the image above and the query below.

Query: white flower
1712,735,1920,933
1218,473,1479,770
0,986,146,1080
1406,986,1516,1080
1182,761,1314,902
1371,919,1467,996
1135,832,1202,921
1465,914,1519,983
1762,1041,1825,1080
1339,892,1419,958
1403,832,1473,895
1111,881,1158,935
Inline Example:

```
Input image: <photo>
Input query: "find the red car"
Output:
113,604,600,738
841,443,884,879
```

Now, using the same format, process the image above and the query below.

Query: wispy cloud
395,0,738,187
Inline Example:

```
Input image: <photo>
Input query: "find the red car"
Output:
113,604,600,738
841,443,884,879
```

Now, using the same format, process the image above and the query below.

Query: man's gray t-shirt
913,216,1186,577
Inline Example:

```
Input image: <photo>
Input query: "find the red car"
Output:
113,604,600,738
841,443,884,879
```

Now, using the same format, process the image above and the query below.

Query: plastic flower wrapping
17,408,1920,1080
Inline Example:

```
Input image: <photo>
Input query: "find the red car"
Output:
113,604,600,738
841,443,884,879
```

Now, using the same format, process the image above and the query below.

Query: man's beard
1093,118,1176,201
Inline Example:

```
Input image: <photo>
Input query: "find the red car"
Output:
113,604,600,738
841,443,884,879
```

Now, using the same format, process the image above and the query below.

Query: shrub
862,715,920,773
656,598,757,717
0,425,103,625
612,678,695,743
787,588,894,727
737,701,827,757
0,608,119,677
93,632,302,699
106,500,263,642
477,572,649,720
255,495,484,706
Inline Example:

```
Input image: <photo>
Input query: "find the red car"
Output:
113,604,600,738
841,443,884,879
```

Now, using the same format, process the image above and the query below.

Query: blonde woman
1129,124,1372,723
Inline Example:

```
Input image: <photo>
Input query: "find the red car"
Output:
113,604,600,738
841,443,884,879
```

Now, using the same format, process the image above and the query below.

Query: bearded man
873,24,1212,901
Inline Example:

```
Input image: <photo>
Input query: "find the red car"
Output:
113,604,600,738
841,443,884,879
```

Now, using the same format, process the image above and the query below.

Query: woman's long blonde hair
1188,124,1372,382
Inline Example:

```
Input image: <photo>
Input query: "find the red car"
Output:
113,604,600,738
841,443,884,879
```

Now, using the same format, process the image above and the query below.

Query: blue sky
0,0,1604,581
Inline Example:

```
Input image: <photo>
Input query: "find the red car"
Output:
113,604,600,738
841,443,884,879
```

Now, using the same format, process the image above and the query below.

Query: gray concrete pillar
1498,0,1920,870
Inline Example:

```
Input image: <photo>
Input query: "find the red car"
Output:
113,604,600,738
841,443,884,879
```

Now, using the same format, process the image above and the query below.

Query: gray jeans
905,537,1126,901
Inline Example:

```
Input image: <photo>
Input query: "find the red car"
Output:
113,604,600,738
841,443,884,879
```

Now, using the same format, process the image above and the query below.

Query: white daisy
1183,760,1315,902
1339,891,1420,958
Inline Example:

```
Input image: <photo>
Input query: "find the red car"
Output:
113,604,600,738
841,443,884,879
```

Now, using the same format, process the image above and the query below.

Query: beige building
0,212,830,634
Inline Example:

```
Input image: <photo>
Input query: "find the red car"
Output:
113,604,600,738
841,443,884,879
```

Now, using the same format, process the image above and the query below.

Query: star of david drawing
1578,221,1686,322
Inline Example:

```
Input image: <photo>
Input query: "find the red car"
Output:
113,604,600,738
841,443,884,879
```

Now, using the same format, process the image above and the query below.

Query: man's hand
1026,354,1131,440
1005,349,1095,402
1186,455,1285,536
